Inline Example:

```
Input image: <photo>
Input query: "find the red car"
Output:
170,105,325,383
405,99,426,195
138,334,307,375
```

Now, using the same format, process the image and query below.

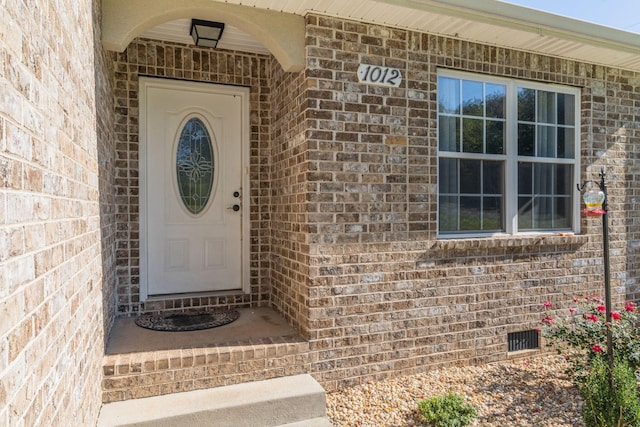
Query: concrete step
277,417,334,426
97,374,330,427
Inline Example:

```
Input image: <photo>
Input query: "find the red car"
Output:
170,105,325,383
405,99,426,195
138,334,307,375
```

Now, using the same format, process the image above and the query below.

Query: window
176,117,215,215
437,71,580,237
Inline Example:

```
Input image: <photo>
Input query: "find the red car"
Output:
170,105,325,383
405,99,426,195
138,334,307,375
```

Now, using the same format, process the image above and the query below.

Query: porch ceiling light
190,19,225,48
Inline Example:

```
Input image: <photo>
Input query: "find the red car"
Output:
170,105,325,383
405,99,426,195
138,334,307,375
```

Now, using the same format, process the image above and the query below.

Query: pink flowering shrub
543,297,640,427
540,297,640,378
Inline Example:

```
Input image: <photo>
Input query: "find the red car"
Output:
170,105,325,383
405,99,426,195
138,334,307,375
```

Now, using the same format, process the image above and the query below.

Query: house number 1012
357,64,402,87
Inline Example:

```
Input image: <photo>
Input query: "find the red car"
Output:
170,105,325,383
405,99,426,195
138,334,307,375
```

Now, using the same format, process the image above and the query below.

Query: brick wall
113,39,273,314
95,3,118,343
302,15,640,390
269,59,311,336
105,11,640,394
0,0,112,425
1,0,637,422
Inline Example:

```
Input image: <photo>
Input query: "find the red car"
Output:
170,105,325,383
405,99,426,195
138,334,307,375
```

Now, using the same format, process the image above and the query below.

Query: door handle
228,204,240,212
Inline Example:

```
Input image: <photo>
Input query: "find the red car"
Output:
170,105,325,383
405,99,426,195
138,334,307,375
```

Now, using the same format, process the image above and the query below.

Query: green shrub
417,393,477,427
579,356,640,427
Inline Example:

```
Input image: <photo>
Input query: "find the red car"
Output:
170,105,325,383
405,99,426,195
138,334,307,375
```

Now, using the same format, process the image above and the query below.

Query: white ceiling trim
141,20,271,55
135,0,640,72
103,0,305,71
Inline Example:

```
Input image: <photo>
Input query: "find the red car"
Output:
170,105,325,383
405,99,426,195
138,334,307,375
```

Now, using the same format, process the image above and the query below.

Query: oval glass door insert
176,117,215,215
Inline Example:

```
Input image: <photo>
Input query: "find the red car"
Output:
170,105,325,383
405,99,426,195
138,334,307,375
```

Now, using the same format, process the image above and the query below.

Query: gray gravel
326,355,584,426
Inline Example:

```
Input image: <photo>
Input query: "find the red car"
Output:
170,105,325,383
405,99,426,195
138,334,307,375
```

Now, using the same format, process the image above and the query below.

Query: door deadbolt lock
233,191,240,198
228,204,240,212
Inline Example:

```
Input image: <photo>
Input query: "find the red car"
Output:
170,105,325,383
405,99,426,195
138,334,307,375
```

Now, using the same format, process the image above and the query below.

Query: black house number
357,64,402,87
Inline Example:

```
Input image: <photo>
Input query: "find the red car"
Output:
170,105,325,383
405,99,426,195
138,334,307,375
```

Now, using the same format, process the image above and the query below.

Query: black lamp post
577,167,613,390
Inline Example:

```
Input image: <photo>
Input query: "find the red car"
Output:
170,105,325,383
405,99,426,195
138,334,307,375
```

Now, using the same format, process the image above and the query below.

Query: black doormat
134,310,240,332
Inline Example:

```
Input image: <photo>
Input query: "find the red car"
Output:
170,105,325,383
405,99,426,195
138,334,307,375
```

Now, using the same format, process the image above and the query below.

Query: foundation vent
508,330,539,352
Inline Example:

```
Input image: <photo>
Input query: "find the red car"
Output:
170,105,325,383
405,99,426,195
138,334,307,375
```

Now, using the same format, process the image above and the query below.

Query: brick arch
101,0,305,72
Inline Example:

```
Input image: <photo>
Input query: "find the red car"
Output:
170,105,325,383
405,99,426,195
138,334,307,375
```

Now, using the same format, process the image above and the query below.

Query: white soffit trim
218,0,640,71
107,0,640,72
102,0,305,72
141,20,271,56
371,0,640,70
378,0,640,53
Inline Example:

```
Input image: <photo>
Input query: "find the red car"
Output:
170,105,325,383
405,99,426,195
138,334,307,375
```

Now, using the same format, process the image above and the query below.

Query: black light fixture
190,19,225,48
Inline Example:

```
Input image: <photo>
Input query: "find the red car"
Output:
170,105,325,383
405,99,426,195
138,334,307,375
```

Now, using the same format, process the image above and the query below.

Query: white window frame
437,70,581,239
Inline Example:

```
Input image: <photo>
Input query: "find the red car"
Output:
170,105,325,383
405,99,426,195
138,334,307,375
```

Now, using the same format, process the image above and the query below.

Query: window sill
431,233,589,252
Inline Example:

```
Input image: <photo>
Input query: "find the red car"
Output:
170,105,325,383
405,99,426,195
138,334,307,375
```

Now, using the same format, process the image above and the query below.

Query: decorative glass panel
176,117,214,215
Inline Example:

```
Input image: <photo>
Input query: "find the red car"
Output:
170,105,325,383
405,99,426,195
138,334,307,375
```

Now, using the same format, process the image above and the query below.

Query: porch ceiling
102,0,306,71
105,0,640,73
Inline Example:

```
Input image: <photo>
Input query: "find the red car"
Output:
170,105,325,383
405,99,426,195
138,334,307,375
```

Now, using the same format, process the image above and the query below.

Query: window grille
436,70,580,238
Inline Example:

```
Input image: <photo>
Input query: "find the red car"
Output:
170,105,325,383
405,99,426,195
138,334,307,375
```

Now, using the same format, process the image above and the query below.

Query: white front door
140,77,249,299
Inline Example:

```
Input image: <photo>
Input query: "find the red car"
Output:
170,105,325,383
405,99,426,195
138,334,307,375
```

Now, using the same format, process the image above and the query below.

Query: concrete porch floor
102,306,312,402
106,306,302,355
98,307,331,427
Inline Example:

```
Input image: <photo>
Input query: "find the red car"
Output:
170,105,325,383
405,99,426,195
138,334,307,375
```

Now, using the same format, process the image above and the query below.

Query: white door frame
139,77,251,301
